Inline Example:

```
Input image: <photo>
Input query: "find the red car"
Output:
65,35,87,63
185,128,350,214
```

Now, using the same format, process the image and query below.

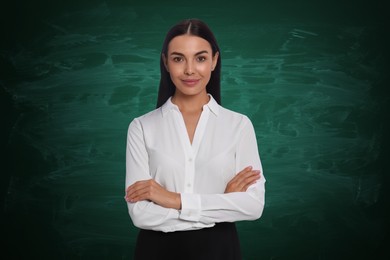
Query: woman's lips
181,79,200,86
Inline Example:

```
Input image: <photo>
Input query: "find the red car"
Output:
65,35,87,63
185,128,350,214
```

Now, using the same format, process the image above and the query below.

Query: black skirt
134,222,241,260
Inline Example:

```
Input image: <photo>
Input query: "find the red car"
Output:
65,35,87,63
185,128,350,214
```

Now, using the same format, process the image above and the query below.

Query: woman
125,19,265,260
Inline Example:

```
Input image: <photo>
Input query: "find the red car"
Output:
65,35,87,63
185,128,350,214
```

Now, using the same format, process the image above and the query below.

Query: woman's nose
184,62,194,75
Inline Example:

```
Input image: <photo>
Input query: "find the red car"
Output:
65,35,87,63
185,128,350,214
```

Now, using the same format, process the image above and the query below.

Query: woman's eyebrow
170,50,209,56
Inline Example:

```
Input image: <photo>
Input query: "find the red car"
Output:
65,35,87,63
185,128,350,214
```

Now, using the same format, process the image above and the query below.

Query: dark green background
1,0,389,259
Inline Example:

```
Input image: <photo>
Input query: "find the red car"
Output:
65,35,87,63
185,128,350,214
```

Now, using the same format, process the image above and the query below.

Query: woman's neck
171,93,210,113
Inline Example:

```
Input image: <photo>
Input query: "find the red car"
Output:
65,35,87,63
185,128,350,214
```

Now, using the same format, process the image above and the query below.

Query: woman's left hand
125,179,181,210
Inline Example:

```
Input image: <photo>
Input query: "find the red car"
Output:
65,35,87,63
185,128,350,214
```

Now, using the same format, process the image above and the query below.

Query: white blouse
126,95,265,232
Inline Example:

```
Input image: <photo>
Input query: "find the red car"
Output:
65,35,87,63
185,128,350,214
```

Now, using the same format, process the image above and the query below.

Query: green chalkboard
1,0,389,259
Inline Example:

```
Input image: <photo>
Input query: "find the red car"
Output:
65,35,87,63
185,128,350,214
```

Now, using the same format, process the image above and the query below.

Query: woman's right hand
224,166,261,193
125,179,181,210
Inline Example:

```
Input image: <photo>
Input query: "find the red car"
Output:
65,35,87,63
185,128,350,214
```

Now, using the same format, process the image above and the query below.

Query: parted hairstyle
156,19,222,108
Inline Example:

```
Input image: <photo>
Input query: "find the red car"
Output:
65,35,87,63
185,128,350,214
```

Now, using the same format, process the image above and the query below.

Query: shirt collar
161,94,220,117
206,94,220,116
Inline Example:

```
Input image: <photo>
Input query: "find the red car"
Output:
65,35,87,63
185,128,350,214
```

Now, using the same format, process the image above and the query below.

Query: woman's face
164,35,219,99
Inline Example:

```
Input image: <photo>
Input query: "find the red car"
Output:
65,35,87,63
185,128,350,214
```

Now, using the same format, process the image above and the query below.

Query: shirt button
188,158,193,162
187,183,191,187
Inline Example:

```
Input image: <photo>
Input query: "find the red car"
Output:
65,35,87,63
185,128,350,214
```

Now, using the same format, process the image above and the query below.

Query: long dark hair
156,19,221,108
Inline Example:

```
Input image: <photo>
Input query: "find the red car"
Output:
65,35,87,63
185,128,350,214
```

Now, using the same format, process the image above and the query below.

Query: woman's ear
162,54,169,72
212,51,219,71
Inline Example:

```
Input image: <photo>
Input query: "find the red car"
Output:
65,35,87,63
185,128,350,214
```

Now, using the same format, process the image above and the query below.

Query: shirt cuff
179,193,201,222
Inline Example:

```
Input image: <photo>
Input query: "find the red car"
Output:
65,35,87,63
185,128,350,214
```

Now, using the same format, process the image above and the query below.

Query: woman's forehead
168,35,212,54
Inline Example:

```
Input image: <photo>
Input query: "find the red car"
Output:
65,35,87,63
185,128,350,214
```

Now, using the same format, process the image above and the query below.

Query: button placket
184,151,195,193
174,104,210,194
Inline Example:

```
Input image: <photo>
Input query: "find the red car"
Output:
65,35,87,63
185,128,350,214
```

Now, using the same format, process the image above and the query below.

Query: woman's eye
197,56,207,62
173,57,183,62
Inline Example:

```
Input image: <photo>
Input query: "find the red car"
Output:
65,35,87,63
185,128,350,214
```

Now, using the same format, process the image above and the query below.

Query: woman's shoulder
218,105,251,124
129,107,162,127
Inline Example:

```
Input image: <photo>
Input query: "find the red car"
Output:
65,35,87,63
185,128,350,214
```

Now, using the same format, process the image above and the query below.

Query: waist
135,222,241,259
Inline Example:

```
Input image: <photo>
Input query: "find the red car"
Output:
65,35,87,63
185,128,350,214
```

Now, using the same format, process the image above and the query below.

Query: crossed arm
125,166,261,210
